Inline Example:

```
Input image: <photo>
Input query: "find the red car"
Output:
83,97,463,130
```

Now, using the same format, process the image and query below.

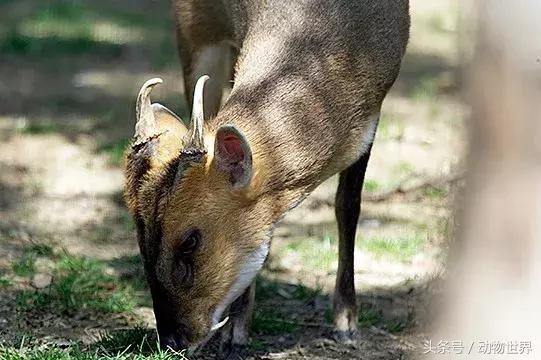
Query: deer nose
160,333,187,352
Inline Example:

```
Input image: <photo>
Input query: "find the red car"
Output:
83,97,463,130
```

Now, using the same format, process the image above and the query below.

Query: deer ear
214,125,252,188
151,103,189,136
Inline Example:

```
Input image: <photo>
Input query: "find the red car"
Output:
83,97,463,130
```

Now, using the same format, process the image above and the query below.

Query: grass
94,327,157,354
293,283,322,303
17,254,137,313
0,31,122,57
385,319,407,333
247,339,266,351
0,328,188,360
255,276,280,301
0,0,175,63
252,308,299,334
360,231,427,262
358,305,383,328
118,210,136,232
283,235,337,270
19,122,61,135
12,253,36,277
392,161,415,179
99,138,130,166
363,179,382,193
0,276,13,287
376,113,406,141
11,244,57,277
413,76,439,102
423,185,448,200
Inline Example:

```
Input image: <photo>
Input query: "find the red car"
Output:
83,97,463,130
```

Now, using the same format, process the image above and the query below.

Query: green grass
392,161,415,178
385,319,407,333
99,138,130,166
0,276,13,288
358,305,383,328
423,185,448,200
427,14,447,33
324,304,383,328
94,327,157,355
413,76,439,102
0,328,188,359
118,210,136,232
292,283,322,303
363,179,382,193
360,231,426,262
376,113,406,141
17,255,137,313
0,0,176,64
11,243,56,277
19,122,61,135
0,31,122,57
247,339,266,351
12,253,37,277
255,276,280,301
27,244,55,257
283,235,337,270
252,309,298,334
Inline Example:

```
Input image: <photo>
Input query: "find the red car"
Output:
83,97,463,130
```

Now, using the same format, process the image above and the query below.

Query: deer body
125,0,409,357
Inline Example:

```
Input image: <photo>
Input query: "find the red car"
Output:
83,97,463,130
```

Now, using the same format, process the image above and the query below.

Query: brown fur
125,0,410,351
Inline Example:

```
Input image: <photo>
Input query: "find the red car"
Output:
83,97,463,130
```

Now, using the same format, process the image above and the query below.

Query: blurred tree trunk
426,1,541,359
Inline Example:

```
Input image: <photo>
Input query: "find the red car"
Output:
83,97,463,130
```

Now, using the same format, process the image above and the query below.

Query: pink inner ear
222,135,244,161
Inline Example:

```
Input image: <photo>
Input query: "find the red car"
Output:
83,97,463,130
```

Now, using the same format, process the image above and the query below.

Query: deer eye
179,229,200,255
172,229,200,287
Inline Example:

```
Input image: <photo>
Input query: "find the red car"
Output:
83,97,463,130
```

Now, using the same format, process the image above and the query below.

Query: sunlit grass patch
360,231,427,262
18,18,144,46
376,113,406,141
364,179,382,193
17,255,137,313
283,235,337,271
0,328,188,359
95,327,157,355
392,161,415,179
413,76,439,102
0,0,176,60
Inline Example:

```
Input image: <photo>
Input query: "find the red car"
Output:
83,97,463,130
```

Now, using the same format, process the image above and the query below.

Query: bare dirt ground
0,0,464,359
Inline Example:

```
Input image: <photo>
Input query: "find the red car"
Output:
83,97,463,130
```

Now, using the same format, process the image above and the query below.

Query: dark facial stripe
140,150,206,268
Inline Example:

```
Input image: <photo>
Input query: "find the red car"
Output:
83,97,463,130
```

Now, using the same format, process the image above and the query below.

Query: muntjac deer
125,0,410,357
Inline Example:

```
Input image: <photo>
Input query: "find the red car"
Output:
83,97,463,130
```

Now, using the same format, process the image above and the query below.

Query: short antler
186,75,209,150
134,78,163,146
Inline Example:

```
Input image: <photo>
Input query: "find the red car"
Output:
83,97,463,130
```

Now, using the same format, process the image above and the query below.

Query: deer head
125,76,274,351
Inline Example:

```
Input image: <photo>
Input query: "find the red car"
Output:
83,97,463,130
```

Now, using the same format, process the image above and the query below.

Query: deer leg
219,281,256,360
333,142,373,343
178,42,233,119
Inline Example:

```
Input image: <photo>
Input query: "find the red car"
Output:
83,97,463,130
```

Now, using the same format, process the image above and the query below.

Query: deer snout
160,333,188,351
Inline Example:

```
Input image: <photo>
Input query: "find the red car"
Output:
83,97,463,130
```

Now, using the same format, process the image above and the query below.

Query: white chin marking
211,241,270,327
